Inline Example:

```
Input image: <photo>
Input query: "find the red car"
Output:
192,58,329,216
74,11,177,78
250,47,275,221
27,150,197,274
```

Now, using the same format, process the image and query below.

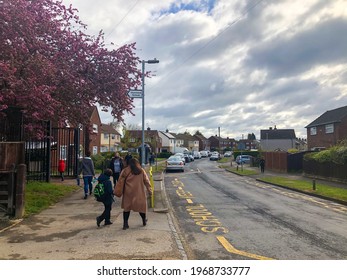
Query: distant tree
247,133,256,140
121,124,141,149
0,0,141,137
194,130,203,136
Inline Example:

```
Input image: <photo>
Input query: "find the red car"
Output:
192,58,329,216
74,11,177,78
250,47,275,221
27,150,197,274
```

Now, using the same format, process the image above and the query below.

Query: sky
61,0,347,140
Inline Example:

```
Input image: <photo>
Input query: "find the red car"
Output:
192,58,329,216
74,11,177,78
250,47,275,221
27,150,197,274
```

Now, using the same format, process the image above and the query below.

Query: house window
93,146,98,155
310,127,317,135
59,145,67,160
325,124,334,134
130,138,136,143
92,124,98,133
104,133,109,139
111,134,115,140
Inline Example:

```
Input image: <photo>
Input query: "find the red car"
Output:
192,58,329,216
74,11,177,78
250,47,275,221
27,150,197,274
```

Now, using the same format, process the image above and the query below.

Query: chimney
269,127,272,130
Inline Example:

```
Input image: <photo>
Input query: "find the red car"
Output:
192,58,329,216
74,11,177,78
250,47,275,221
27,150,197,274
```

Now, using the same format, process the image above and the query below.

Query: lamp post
141,58,159,167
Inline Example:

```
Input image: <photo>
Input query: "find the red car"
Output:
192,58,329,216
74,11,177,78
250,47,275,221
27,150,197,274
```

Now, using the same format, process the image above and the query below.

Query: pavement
0,166,346,260
0,174,189,260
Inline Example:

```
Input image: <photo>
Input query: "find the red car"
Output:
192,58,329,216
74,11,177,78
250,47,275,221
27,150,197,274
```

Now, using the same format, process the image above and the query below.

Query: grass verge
259,176,347,202
221,165,259,176
25,181,79,217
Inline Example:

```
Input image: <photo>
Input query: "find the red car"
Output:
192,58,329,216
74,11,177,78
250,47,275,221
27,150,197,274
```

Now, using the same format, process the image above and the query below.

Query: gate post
45,121,51,182
15,164,26,219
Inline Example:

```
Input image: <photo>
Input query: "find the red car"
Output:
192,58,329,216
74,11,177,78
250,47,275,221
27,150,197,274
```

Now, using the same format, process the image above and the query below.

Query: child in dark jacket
96,169,114,227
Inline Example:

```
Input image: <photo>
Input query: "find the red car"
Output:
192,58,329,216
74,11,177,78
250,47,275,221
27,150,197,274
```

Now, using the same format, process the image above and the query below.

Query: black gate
1,109,82,182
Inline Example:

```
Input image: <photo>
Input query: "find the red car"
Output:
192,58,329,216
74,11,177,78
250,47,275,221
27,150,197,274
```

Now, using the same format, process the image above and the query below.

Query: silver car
166,156,185,172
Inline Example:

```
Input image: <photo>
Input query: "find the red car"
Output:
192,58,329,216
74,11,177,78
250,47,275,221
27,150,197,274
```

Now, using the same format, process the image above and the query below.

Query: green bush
304,141,347,165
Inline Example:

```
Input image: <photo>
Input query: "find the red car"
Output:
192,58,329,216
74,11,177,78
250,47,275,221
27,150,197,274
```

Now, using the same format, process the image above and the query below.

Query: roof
100,124,120,135
260,129,296,140
176,133,197,141
306,105,347,128
159,131,176,139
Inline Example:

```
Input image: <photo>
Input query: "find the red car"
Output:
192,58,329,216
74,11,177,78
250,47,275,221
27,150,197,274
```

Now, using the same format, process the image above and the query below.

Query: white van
200,151,208,157
193,151,201,159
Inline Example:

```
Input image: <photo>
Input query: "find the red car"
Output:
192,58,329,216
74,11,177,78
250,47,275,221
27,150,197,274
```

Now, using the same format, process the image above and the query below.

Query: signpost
127,90,143,99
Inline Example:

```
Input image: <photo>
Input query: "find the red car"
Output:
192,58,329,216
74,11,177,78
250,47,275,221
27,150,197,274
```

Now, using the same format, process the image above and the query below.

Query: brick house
194,134,210,151
208,135,234,152
84,107,102,155
305,105,347,150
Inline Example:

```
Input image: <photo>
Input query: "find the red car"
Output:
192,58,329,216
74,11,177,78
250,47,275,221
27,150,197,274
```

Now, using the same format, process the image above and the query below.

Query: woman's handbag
114,172,129,197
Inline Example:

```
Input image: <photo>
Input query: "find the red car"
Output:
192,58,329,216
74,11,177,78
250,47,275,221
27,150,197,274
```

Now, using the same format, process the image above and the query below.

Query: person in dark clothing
96,169,114,227
124,152,132,167
78,151,95,199
259,157,265,173
109,152,124,185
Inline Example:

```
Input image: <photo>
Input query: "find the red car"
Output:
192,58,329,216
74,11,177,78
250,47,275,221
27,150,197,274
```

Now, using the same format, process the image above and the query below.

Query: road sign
127,90,143,98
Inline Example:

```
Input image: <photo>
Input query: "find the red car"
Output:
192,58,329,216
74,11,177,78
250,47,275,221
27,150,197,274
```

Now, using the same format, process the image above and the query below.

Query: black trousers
99,202,112,223
112,172,120,185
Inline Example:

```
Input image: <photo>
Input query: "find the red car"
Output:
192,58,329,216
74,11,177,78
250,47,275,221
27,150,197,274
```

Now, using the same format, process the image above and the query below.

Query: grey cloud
246,18,347,77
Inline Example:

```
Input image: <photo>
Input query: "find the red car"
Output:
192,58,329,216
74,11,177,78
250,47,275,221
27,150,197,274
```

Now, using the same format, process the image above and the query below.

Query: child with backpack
95,169,114,227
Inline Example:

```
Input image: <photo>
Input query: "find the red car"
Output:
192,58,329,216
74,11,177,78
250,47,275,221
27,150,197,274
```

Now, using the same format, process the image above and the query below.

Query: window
104,133,109,139
130,138,136,143
92,124,98,133
59,145,67,160
325,124,334,134
93,146,98,155
111,134,115,139
310,127,317,135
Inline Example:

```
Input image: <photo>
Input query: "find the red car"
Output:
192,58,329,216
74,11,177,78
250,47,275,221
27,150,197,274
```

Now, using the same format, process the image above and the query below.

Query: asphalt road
165,158,347,260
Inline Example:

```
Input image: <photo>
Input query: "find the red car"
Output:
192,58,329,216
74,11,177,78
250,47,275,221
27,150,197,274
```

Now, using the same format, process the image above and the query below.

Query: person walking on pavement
96,168,114,227
124,152,133,167
78,151,96,199
259,157,265,173
109,152,124,185
115,158,152,230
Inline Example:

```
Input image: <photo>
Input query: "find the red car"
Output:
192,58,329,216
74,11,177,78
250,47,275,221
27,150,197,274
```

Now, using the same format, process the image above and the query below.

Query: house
100,124,121,152
208,135,234,152
175,133,200,152
260,126,296,151
194,134,210,151
159,130,176,153
85,107,102,155
305,105,347,150
237,139,258,150
169,132,186,152
126,128,162,154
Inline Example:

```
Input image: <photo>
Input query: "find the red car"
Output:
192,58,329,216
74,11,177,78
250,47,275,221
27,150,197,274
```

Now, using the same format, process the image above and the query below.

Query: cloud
63,0,347,140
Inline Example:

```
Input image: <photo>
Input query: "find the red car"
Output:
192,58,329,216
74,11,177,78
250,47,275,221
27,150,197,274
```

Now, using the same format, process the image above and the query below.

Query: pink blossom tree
0,0,141,137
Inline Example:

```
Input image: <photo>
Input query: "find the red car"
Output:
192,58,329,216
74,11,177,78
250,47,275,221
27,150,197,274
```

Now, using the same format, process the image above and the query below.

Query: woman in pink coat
115,158,152,230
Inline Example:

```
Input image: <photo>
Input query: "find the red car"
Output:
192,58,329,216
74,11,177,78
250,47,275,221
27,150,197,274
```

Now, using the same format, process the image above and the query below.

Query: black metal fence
1,109,81,182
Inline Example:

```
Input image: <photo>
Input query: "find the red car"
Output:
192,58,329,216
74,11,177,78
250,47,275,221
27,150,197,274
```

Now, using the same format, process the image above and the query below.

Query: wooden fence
0,142,26,218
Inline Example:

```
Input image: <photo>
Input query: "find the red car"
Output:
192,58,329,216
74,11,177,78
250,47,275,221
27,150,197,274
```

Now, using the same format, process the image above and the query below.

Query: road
165,158,347,260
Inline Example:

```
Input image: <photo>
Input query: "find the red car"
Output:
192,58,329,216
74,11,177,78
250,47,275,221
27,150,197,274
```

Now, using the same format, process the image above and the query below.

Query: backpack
93,182,106,202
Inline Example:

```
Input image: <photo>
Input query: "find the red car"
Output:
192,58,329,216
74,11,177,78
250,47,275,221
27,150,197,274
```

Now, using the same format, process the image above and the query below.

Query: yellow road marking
186,199,193,204
216,236,274,260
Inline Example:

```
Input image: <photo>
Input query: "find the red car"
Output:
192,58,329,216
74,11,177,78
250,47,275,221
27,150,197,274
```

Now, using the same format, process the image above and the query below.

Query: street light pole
141,58,159,168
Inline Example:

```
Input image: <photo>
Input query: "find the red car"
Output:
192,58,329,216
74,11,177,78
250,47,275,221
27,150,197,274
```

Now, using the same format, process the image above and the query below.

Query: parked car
166,156,185,172
183,153,191,163
235,155,252,164
200,150,208,157
188,154,195,161
174,153,186,164
210,152,220,161
193,151,202,159
224,151,232,157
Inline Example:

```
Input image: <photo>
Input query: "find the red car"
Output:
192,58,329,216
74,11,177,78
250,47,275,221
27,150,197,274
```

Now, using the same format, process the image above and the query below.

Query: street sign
127,90,143,98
